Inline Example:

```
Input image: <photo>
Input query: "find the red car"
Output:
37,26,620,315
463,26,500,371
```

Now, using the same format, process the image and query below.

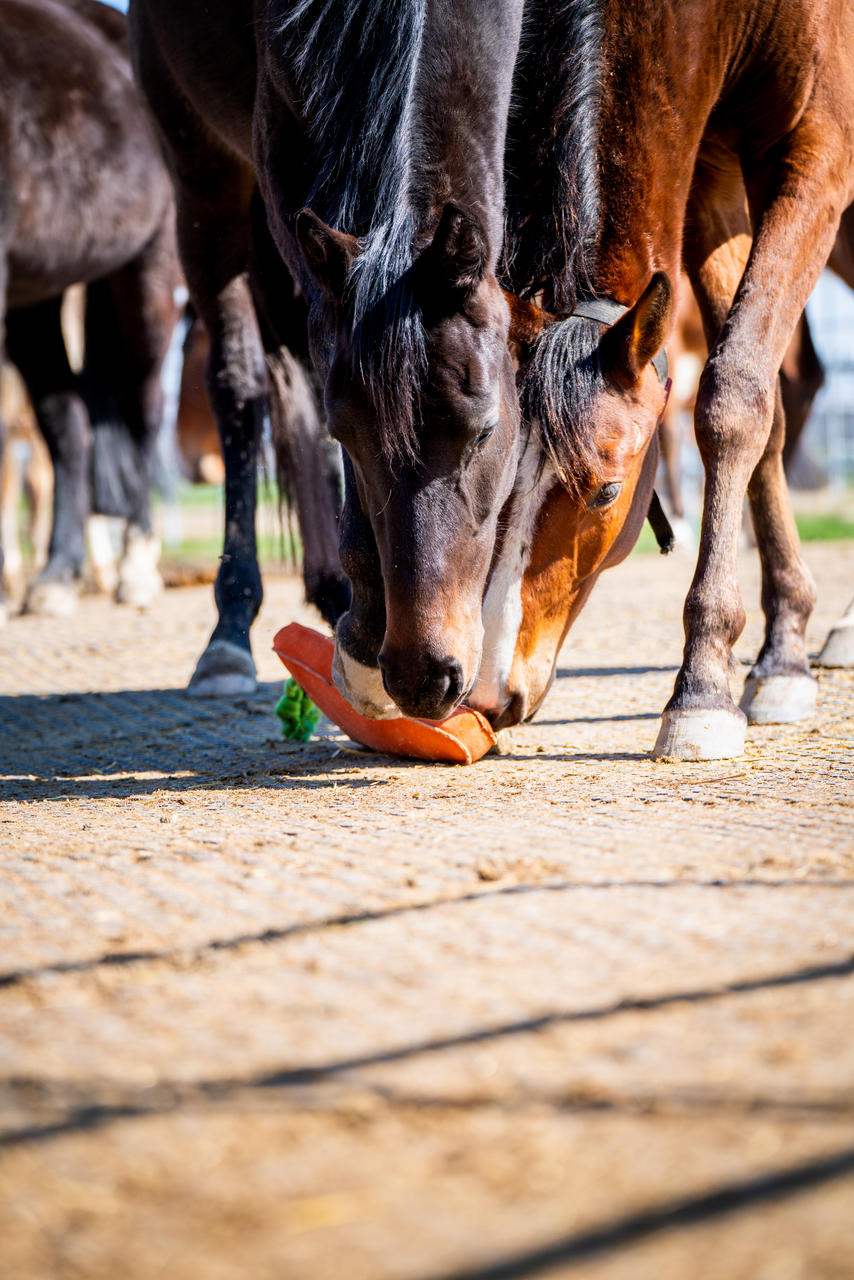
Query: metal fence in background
804,272,854,488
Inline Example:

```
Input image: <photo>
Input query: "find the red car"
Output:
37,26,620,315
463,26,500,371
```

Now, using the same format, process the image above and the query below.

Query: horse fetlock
739,672,817,725
188,639,257,698
652,705,746,762
684,584,746,658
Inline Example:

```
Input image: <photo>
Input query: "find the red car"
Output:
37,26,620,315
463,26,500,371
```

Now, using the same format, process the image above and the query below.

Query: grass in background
152,479,854,566
631,509,854,554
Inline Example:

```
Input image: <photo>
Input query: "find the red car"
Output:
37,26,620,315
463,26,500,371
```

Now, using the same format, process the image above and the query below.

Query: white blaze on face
471,439,555,715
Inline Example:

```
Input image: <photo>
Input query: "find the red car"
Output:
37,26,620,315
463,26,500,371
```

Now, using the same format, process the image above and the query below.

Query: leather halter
571,297,675,554
571,297,670,385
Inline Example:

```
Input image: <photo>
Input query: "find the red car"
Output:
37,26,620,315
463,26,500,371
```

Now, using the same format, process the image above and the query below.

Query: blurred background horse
0,0,180,619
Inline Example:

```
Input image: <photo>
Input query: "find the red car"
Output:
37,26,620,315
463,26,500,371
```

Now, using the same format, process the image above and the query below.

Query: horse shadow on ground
0,674,664,804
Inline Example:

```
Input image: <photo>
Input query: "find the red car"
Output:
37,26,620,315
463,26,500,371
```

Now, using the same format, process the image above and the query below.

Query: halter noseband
571,297,670,385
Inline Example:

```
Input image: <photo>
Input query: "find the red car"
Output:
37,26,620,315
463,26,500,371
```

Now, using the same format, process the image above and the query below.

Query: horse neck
510,0,716,308
591,3,722,303
411,0,525,261
271,0,524,258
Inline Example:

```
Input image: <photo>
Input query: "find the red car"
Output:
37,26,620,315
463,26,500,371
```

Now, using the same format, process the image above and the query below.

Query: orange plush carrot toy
272,622,496,764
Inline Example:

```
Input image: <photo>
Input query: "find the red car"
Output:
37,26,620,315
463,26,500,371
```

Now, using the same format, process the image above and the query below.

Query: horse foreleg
186,268,266,697
657,132,845,760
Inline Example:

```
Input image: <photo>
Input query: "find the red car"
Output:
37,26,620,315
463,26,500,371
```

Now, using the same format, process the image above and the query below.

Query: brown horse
0,0,182,619
130,0,526,709
464,0,854,759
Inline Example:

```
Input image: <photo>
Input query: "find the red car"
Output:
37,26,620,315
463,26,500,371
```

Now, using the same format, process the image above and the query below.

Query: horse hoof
740,673,817,724
652,707,746,761
816,621,854,668
116,570,164,608
188,640,257,697
23,579,78,617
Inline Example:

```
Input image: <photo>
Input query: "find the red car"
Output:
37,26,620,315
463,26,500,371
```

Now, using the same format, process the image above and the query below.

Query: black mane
506,0,605,487
276,0,428,461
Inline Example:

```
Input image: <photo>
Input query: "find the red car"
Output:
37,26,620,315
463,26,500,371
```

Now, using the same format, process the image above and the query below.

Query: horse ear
432,203,489,292
600,272,673,383
503,291,552,345
295,208,359,298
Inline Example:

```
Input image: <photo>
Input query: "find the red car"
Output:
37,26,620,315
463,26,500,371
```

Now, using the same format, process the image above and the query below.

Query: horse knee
694,353,775,461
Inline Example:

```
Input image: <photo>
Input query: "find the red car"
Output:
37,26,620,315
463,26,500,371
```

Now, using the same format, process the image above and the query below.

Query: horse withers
130,0,526,712
468,0,854,760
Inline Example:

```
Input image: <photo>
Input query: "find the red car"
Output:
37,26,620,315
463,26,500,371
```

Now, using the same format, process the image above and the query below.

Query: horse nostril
444,658,464,706
377,650,466,717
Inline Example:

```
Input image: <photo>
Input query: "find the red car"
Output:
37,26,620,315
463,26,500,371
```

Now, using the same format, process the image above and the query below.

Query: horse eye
474,424,495,447
589,482,622,509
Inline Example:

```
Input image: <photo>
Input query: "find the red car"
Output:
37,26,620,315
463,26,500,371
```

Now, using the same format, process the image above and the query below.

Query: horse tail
265,346,350,627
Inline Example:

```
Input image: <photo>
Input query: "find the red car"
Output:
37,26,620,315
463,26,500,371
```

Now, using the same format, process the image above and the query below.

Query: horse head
469,273,674,727
296,201,521,722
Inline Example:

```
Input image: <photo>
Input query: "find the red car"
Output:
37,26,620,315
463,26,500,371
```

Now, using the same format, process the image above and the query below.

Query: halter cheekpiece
571,297,669,386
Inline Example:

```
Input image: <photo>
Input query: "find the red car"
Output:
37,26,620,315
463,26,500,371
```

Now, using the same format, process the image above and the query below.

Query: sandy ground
1,541,853,1280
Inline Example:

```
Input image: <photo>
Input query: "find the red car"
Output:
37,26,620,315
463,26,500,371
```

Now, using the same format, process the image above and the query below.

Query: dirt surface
1,541,853,1280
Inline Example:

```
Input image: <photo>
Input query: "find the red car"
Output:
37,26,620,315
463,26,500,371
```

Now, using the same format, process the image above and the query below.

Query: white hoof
652,707,746,761
491,728,515,756
817,621,854,668
188,640,257,697
116,530,163,608
740,673,817,725
23,579,78,617
331,640,401,720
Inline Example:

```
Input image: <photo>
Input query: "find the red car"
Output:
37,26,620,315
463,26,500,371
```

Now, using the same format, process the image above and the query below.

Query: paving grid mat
0,542,853,1280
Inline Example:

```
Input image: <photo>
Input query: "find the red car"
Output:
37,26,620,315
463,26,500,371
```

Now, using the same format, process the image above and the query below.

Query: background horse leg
741,381,818,723
90,219,180,607
818,595,854,666
7,298,91,617
177,186,267,697
249,198,349,629
657,131,844,760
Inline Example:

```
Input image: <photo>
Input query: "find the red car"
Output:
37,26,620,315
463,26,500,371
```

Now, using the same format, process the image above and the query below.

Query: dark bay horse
467,0,854,758
130,0,525,709
0,0,180,619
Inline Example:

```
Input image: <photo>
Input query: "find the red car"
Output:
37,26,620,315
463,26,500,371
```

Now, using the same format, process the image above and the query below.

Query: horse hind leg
739,380,818,724
84,222,180,608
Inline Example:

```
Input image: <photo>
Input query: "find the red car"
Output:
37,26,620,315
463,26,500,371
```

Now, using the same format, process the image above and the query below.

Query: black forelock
519,316,605,497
